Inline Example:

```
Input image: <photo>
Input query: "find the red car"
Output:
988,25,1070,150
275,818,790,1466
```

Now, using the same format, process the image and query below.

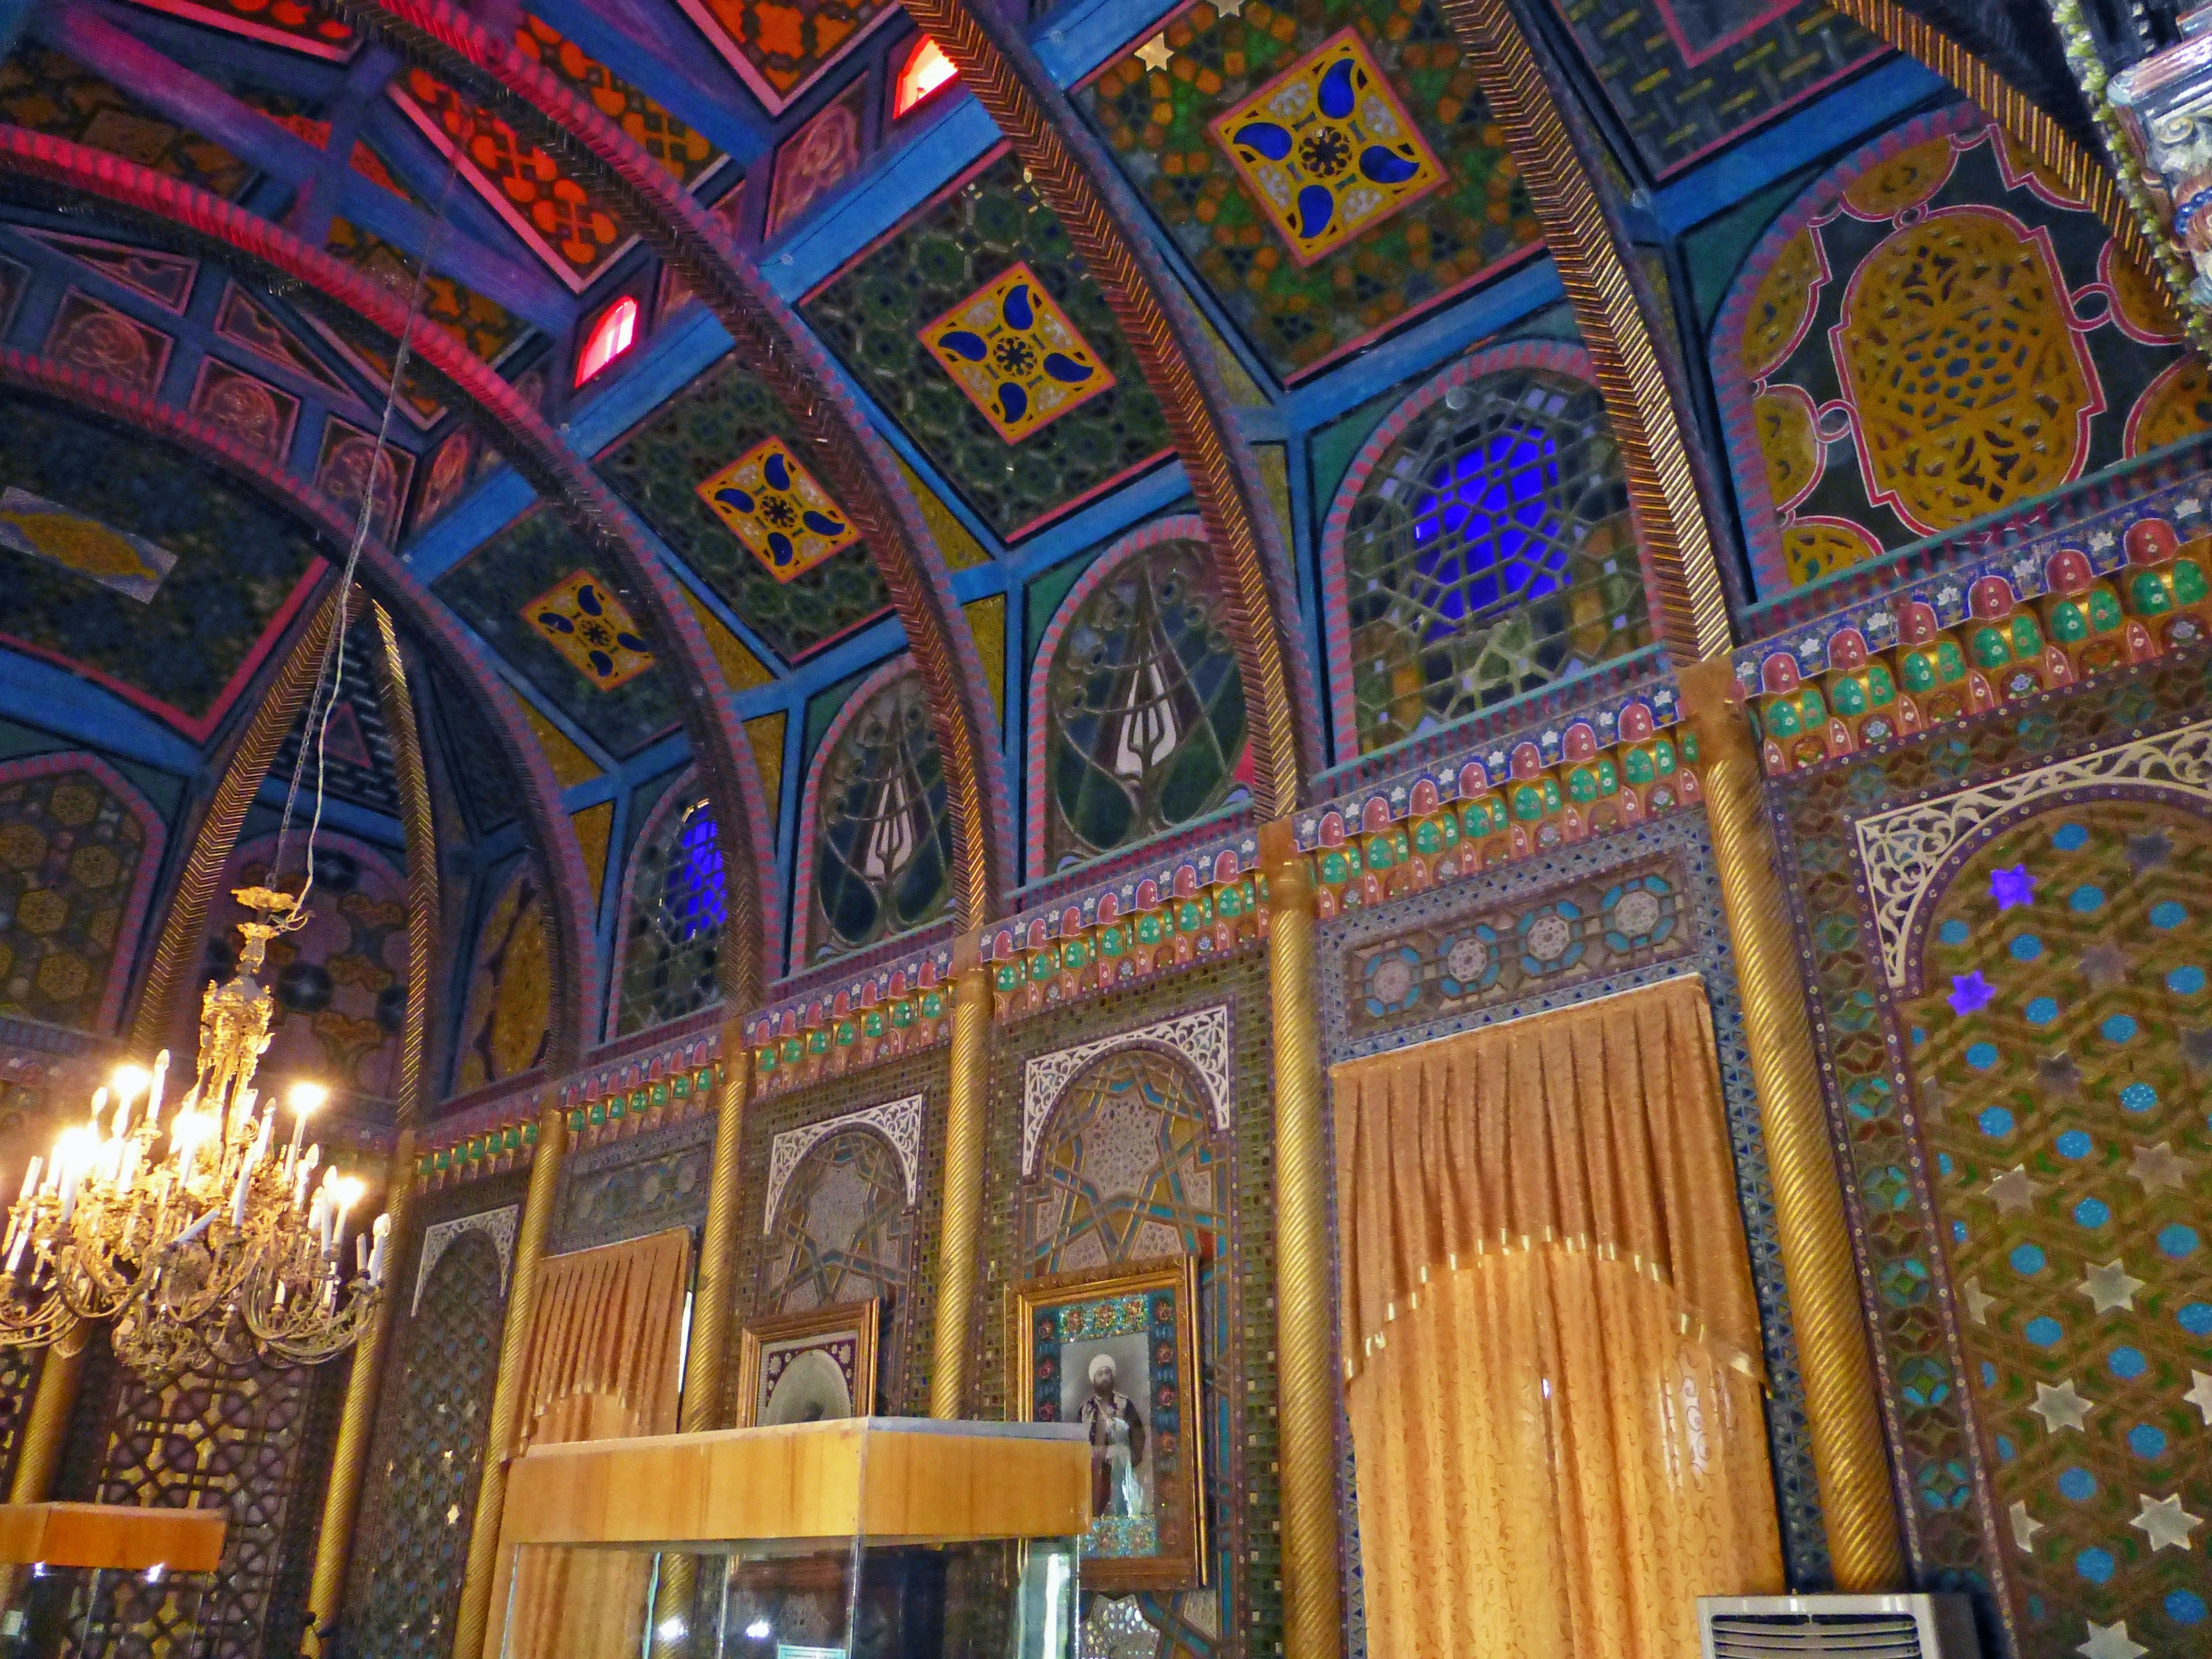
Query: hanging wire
270,139,468,927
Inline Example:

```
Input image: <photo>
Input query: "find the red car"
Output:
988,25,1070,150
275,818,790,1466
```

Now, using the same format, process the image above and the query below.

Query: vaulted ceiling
0,0,2115,1018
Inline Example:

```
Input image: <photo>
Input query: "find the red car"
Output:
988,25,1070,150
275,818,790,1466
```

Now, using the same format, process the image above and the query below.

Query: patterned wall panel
734,1046,948,1419
0,48,251,197
976,963,1272,1658
453,862,554,1094
0,753,164,1035
1316,809,1828,1588
206,834,406,1115
1715,105,2212,597
346,1181,520,1659
1771,657,2212,1658
552,1109,715,1255
802,153,1172,541
1547,0,1878,178
1075,0,1540,381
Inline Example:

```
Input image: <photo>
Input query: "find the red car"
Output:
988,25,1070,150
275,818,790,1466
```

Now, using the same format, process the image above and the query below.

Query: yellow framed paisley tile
1209,29,1444,268
521,570,656,690
698,435,861,581
919,260,1116,443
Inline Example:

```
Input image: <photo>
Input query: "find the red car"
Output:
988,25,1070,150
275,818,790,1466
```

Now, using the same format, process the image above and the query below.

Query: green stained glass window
616,797,724,1035
810,672,952,961
1047,539,1248,871
1344,367,1647,755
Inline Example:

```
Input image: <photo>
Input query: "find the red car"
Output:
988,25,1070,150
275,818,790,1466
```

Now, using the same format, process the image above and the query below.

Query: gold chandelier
0,885,389,1378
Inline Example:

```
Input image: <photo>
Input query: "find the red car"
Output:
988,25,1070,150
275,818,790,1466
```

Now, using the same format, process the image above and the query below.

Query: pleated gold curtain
1335,976,1784,1659
487,1228,694,1659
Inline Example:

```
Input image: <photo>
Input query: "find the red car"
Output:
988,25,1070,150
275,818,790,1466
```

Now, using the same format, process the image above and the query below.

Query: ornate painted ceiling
0,0,2196,1039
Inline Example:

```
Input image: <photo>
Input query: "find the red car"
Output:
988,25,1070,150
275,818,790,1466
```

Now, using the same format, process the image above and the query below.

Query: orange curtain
490,1228,694,1659
1335,976,1783,1659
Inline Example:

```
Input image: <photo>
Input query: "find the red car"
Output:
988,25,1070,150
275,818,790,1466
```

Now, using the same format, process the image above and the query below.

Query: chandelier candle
0,887,391,1377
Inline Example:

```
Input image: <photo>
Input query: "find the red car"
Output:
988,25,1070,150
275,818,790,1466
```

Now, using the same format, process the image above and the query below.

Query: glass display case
0,1501,226,1659
493,1418,1090,1659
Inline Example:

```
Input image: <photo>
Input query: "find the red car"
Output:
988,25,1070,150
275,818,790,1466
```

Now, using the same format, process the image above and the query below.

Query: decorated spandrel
522,571,655,690
919,262,1116,444
1209,29,1444,267
696,436,860,582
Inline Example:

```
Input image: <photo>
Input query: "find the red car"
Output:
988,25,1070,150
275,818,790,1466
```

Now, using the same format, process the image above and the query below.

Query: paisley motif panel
1900,800,2211,1658
1715,105,2212,596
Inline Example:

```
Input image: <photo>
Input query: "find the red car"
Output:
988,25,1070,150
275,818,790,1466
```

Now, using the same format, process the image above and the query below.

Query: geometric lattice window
1046,538,1247,872
344,1230,505,1659
84,1358,316,1659
762,1129,915,1316
1343,366,1647,755
616,798,725,1036
1021,1047,1223,1275
809,672,951,964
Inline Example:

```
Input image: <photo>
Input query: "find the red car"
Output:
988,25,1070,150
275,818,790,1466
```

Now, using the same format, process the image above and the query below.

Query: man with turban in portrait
1080,1352,1147,1519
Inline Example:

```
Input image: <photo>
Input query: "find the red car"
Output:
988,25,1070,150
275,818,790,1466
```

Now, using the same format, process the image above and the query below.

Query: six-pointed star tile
2129,1491,2203,1552
2075,1258,2144,1314
2031,1378,2094,1433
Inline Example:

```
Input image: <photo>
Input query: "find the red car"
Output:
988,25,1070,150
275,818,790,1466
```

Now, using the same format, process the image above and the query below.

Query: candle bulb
355,1232,369,1277
145,1051,167,1134
284,1085,325,1184
88,1088,105,1129
368,1213,389,1286
17,1157,40,1207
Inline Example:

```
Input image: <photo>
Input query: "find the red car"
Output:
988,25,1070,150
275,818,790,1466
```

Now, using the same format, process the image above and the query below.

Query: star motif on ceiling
1948,970,1995,1015
2077,1622,2147,1659
2080,944,2131,989
2125,831,2171,873
1916,1071,1951,1120
1135,32,1173,71
2187,1370,2212,1425
2031,1378,2094,1433
1985,1164,2044,1212
2130,1141,2190,1192
2009,1500,2043,1552
2038,1052,2082,1096
2129,1491,2204,1552
1988,863,2037,909
2077,1258,2145,1314
1214,0,1244,14
1961,1276,1995,1324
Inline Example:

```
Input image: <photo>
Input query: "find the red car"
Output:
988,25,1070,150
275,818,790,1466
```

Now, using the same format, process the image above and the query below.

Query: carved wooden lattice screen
344,1229,506,1659
75,1356,323,1659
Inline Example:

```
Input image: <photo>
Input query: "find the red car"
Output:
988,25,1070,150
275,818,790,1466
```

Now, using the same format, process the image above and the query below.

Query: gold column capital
927,935,994,1420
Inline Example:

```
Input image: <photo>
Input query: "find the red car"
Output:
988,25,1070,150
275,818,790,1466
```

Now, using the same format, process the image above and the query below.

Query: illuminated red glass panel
576,295,638,385
894,37,957,118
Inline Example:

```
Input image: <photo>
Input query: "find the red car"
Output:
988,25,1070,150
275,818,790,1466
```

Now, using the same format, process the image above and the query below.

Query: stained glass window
809,672,951,962
618,798,725,1035
1046,537,1247,871
1342,366,1647,755
575,294,637,385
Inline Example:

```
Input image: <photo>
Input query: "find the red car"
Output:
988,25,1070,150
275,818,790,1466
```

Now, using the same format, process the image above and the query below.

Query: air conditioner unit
1698,1594,1982,1659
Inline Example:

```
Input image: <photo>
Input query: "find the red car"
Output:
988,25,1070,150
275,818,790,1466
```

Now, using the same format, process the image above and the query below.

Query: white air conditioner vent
1698,1594,1981,1659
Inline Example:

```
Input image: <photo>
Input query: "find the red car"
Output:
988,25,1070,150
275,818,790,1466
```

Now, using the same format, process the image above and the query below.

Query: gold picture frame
734,1297,881,1427
1007,1255,1206,1593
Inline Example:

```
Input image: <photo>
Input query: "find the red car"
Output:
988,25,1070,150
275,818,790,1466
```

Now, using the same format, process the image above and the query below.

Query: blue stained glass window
617,798,725,1035
1343,367,1646,754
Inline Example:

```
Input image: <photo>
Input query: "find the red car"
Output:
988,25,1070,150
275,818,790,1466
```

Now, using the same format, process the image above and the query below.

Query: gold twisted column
5,1329,84,1504
1681,659,1905,1590
927,940,993,1419
454,1102,569,1659
1263,820,1341,1659
646,1036,752,1659
304,605,438,1656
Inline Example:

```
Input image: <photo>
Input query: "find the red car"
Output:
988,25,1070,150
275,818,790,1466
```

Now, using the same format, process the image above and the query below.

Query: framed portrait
735,1298,880,1427
1007,1255,1205,1593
